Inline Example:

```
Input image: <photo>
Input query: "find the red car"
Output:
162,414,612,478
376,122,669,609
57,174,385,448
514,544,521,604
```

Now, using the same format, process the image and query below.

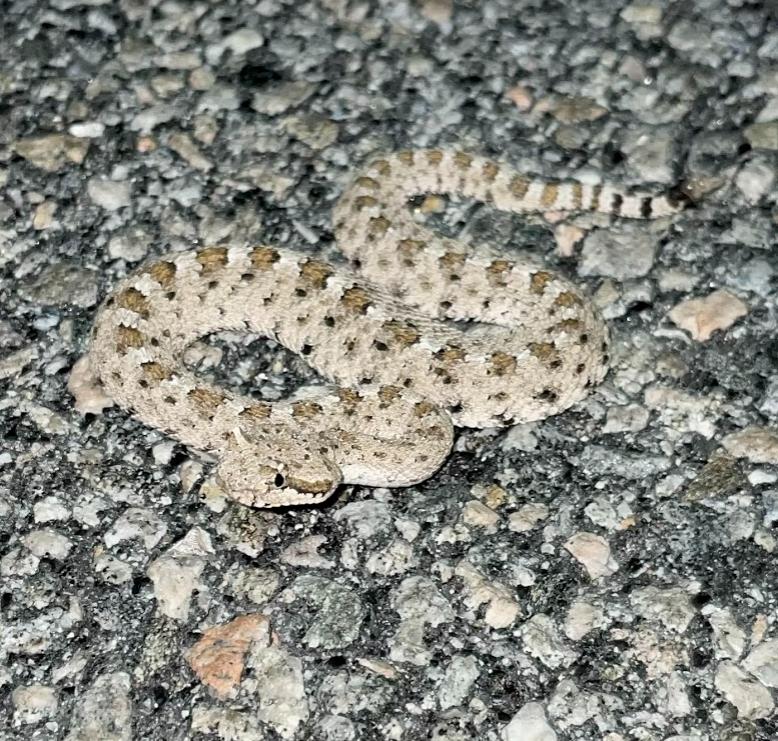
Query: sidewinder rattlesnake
73,149,687,507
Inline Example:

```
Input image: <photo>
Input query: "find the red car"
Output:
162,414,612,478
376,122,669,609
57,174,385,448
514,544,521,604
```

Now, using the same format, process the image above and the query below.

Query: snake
74,149,687,507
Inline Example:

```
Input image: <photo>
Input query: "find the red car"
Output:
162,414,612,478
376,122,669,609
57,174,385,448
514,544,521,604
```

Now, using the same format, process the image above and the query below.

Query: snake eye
274,473,285,487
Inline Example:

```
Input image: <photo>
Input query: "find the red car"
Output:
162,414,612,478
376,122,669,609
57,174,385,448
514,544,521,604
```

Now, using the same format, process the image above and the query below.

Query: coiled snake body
80,150,685,507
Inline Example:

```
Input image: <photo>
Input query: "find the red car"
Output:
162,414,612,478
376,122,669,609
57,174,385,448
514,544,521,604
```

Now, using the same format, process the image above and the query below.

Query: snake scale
78,149,687,507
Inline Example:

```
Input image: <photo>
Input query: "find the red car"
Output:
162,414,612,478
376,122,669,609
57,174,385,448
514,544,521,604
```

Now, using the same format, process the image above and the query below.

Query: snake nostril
274,473,285,487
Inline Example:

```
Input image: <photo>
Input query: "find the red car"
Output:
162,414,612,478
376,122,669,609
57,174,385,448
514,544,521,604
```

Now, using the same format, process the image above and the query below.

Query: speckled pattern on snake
78,149,687,507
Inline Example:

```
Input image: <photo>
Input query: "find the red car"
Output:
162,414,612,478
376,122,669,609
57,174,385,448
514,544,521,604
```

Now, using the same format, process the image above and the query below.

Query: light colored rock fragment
704,606,747,660
722,427,778,464
87,177,132,210
461,500,499,529
630,586,696,633
508,502,549,532
389,576,453,665
714,661,774,719
455,560,520,629
33,496,69,523
147,527,214,621
668,289,747,341
281,534,334,569
67,356,115,414
564,532,618,579
564,601,605,641
186,613,270,699
104,508,168,550
521,614,577,669
501,701,557,741
22,529,73,560
12,684,58,725
438,655,479,710
65,672,132,741
14,134,89,171
743,638,778,688
246,633,309,738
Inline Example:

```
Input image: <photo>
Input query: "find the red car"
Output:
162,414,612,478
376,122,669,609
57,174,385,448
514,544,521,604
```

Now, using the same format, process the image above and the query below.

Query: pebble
630,586,695,633
668,289,748,341
251,81,316,115
283,114,339,150
21,262,99,308
0,346,36,380
167,132,213,171
602,404,650,434
286,575,365,649
390,576,454,665
714,661,774,720
33,496,70,523
104,507,168,550
67,356,115,414
186,613,270,699
438,655,479,710
461,500,499,529
745,121,778,150
64,672,132,741
14,133,89,171
334,500,392,539
455,560,520,629
281,534,335,569
246,635,309,739
87,177,132,211
553,223,585,257
622,126,676,183
68,121,105,138
722,427,778,465
564,601,605,641
12,684,58,725
501,701,557,741
228,566,279,606
735,156,776,203
508,502,549,533
22,529,73,560
550,96,608,124
742,638,778,688
146,527,214,621
563,532,618,579
521,614,576,669
579,226,656,280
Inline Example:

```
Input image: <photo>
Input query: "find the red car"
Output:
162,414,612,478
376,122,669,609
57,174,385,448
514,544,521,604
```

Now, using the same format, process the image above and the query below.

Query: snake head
216,427,342,508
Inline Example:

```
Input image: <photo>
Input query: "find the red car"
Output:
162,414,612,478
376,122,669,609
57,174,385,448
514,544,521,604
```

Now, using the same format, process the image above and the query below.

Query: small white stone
33,496,70,523
723,427,778,464
147,527,214,621
602,404,649,434
668,289,748,341
630,586,695,633
564,532,618,579
508,502,549,532
742,638,778,688
222,28,264,55
152,440,176,465
714,661,774,719
87,177,131,211
735,157,776,203
438,655,479,710
22,529,73,560
521,614,576,669
564,601,604,641
704,606,747,660
501,701,557,741
68,121,105,138
461,500,499,529
12,684,58,725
